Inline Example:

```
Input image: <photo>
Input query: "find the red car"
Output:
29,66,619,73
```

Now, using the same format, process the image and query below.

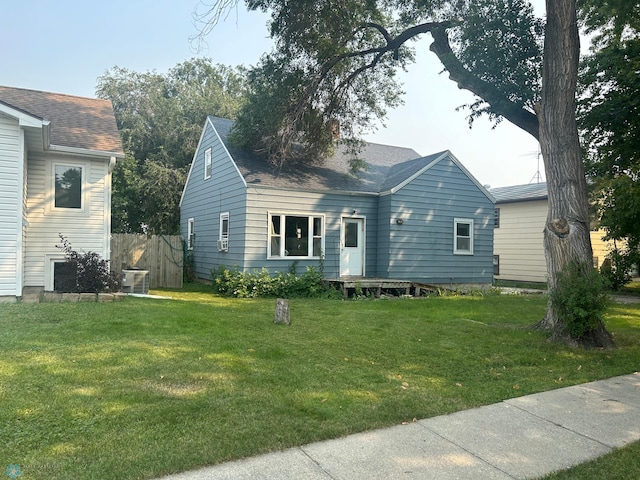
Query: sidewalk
157,373,640,480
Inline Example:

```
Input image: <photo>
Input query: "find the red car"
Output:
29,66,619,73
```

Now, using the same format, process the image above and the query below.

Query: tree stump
274,298,290,325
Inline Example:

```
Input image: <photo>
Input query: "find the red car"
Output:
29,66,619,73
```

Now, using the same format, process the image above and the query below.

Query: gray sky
1,0,545,188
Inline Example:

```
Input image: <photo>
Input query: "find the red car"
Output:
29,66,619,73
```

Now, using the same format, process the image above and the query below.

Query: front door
340,218,364,277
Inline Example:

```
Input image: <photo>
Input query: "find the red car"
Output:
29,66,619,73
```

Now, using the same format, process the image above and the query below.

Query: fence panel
110,234,183,289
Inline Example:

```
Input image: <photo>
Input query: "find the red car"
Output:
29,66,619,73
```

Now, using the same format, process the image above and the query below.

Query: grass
539,441,640,479
1,284,639,480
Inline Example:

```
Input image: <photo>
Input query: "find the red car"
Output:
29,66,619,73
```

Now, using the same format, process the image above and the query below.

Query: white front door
340,218,364,277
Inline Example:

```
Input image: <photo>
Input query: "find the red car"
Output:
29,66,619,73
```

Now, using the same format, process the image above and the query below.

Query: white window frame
218,212,229,252
45,254,67,291
187,218,195,250
48,161,88,213
453,218,474,255
267,213,325,259
204,148,212,180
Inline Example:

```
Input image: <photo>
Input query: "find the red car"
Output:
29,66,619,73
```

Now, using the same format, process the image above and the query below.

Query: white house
491,182,615,283
0,86,123,300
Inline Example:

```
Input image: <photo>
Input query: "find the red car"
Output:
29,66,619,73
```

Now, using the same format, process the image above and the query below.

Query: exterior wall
494,199,547,282
495,198,616,283
384,155,494,284
180,121,247,280
24,150,111,290
590,230,618,270
243,189,378,279
0,114,21,296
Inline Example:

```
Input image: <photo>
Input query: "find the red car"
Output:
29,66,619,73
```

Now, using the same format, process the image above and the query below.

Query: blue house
180,117,495,288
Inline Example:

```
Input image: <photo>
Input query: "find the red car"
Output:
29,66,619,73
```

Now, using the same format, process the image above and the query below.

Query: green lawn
1,286,639,480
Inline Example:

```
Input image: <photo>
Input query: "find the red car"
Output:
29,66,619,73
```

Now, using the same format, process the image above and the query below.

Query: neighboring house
491,182,615,283
179,117,495,287
0,86,123,300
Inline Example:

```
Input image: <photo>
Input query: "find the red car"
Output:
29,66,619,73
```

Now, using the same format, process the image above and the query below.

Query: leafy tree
97,58,247,234
196,0,613,347
578,0,640,283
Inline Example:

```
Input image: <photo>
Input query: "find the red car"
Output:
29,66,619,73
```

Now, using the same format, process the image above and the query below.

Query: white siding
494,200,547,282
495,199,614,283
0,114,21,296
24,151,110,289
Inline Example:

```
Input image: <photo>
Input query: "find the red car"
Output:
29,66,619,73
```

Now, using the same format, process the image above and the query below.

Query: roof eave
48,143,125,159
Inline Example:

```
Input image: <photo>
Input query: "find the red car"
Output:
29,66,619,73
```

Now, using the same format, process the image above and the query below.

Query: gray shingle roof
490,182,548,203
210,116,443,194
0,85,123,155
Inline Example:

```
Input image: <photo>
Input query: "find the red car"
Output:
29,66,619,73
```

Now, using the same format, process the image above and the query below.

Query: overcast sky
1,0,547,188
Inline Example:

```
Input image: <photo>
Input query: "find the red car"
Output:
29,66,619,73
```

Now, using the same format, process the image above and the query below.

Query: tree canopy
578,0,640,271
97,58,247,234
208,0,544,170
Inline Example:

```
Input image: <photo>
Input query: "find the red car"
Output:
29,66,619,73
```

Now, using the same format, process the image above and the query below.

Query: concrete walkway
157,373,640,480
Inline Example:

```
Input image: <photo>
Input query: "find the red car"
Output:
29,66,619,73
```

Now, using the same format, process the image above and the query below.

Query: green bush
600,249,634,291
550,260,609,338
210,265,341,299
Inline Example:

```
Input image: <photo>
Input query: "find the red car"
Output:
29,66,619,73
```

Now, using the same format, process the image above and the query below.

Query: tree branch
429,26,540,140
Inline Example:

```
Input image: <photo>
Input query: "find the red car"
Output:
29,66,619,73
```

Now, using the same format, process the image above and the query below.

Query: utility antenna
529,148,543,184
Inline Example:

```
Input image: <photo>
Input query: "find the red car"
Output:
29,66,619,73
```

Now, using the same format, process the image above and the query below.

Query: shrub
600,249,634,291
550,260,609,339
56,235,120,293
210,265,340,299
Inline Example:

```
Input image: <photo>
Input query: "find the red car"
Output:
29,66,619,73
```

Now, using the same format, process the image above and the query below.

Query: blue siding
383,154,494,284
180,119,247,280
181,121,493,286
243,188,378,279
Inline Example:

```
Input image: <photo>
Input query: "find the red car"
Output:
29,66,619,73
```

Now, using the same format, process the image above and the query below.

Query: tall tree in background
97,58,247,234
196,0,613,347
578,0,640,284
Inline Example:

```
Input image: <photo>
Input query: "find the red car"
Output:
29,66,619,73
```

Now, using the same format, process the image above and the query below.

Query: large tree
578,0,640,281
97,58,247,234
196,0,613,346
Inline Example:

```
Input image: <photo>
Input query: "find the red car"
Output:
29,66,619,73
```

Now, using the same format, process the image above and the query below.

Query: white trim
180,117,248,208
380,150,496,203
47,160,89,214
204,147,212,180
218,212,229,251
187,218,195,250
453,217,474,255
340,215,366,277
44,254,67,291
48,143,124,159
14,128,26,296
209,118,247,188
267,212,325,259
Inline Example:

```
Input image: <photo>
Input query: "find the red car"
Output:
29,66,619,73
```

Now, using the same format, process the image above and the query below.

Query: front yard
1,286,639,479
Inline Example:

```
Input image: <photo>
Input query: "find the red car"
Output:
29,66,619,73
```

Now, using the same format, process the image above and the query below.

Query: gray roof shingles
490,182,548,203
0,85,123,155
209,116,445,194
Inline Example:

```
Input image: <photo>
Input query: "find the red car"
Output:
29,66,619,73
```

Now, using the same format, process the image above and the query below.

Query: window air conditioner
217,239,228,252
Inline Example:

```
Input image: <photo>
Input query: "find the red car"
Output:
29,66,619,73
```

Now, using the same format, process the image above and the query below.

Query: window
204,148,212,179
54,164,83,209
494,208,500,228
187,218,195,250
268,214,324,258
54,260,76,292
454,218,474,255
218,212,229,251
493,255,500,275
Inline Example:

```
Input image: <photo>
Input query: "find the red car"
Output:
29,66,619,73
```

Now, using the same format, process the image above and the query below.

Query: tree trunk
535,0,613,347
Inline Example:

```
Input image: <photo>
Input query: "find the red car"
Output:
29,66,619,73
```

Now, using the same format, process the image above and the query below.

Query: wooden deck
327,277,437,298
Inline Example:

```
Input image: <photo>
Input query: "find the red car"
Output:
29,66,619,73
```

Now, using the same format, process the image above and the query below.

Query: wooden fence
110,234,184,289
